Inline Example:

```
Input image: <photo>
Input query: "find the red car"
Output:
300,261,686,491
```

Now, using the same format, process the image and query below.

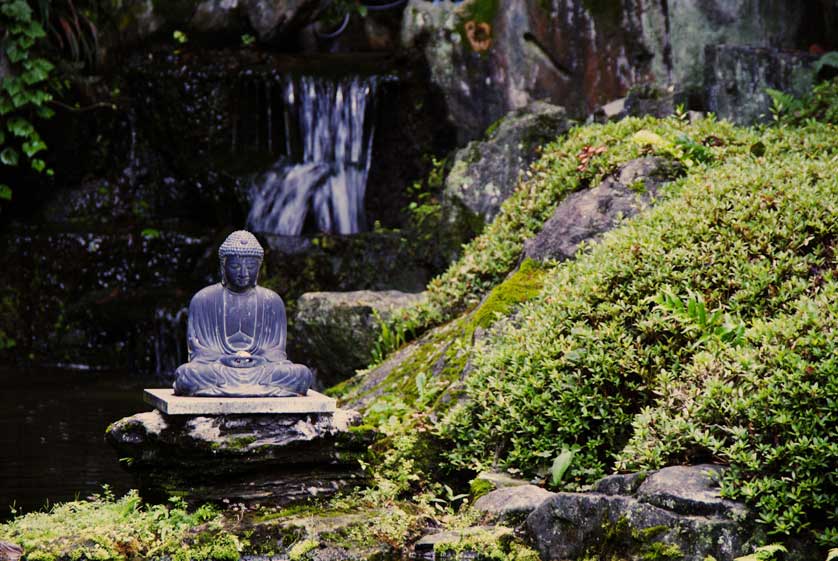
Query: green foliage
438,118,838,540
549,448,574,487
814,52,838,76
388,117,740,356
0,0,56,196
620,281,838,538
652,288,745,349
0,489,246,561
433,527,540,561
369,308,410,366
734,543,788,561
768,77,838,125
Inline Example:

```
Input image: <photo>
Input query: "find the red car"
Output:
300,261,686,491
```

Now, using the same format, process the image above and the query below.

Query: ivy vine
1,0,56,201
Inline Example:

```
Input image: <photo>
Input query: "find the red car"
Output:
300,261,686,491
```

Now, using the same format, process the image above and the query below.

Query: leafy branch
0,0,56,200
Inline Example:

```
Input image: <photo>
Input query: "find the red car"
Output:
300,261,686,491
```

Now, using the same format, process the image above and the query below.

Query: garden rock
444,101,569,223
106,408,373,506
591,472,647,496
242,0,320,44
473,485,555,524
523,157,681,262
291,290,427,388
636,465,746,518
525,465,759,561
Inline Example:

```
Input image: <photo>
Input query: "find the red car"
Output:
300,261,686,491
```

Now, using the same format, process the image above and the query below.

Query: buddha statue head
219,230,264,292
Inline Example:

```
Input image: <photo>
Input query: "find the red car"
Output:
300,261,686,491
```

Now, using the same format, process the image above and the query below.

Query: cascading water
247,75,378,236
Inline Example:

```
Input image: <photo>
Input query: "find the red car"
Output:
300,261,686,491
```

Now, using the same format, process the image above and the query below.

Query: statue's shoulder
255,285,284,304
190,283,224,305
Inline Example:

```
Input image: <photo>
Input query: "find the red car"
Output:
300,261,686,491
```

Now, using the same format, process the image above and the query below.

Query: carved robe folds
173,284,313,397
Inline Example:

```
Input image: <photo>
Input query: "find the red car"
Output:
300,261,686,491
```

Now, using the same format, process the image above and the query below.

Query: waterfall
247,75,378,236
151,306,188,377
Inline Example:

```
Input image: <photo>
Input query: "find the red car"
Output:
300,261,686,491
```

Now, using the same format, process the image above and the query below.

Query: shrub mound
440,119,838,543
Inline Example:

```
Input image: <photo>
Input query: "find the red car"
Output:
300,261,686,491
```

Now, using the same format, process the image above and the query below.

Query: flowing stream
247,75,378,236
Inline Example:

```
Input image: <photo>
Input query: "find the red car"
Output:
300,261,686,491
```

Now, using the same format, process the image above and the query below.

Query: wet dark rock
262,232,436,304
191,0,248,34
243,0,320,44
292,290,427,388
401,0,817,138
0,227,213,371
473,485,554,525
525,465,760,561
705,45,817,125
444,101,569,223
523,157,682,262
106,408,372,506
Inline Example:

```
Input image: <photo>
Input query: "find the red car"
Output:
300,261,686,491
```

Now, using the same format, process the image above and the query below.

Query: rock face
103,0,320,48
523,157,682,262
525,465,760,561
106,408,372,505
444,101,569,223
401,0,814,137
291,290,427,387
705,45,817,125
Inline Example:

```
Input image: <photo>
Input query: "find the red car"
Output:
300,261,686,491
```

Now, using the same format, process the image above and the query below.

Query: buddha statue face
222,255,261,292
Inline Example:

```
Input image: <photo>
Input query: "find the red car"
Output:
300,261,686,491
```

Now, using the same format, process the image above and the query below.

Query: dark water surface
0,368,156,519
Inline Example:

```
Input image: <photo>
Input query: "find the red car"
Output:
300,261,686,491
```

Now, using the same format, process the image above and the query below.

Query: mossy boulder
292,290,428,387
444,101,569,223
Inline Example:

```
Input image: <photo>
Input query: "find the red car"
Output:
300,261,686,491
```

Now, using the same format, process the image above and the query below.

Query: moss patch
470,258,546,335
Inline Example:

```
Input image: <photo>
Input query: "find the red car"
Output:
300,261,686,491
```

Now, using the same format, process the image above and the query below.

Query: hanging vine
0,0,56,201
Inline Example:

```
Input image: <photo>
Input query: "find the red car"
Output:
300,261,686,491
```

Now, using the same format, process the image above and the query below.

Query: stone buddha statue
173,230,313,397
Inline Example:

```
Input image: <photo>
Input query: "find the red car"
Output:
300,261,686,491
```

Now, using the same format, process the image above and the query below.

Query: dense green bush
440,119,838,542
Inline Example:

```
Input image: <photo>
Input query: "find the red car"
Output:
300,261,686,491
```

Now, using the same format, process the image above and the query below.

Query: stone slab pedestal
144,388,337,415
106,390,373,507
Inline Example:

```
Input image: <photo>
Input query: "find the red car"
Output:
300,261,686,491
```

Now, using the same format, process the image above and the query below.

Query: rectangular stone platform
144,388,337,415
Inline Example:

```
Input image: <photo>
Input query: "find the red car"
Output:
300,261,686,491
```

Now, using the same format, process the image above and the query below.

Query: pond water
0,367,157,519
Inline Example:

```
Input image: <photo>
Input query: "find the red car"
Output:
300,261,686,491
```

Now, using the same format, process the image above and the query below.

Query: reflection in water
0,368,155,519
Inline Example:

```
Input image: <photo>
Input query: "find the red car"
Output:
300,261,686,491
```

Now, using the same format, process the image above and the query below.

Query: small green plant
652,288,745,349
734,543,787,561
429,484,469,514
173,29,188,44
549,448,574,487
767,76,838,125
241,33,255,46
370,309,410,366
